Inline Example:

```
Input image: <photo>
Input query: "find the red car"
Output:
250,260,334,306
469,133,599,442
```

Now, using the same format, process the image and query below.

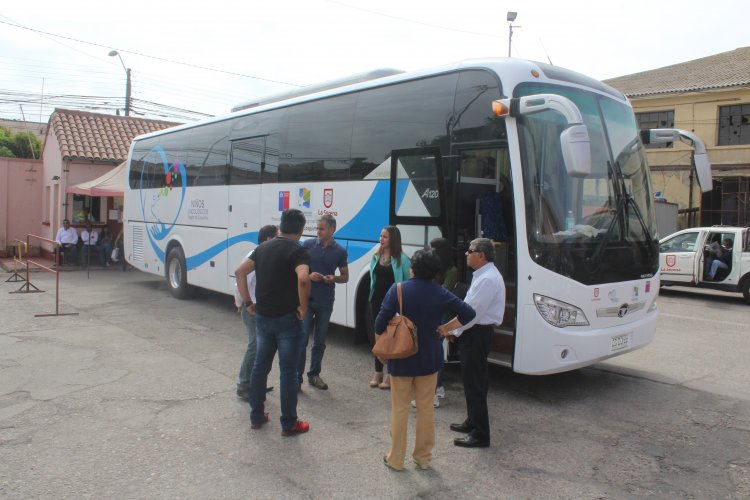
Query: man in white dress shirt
55,219,78,264
438,237,505,448
79,222,100,265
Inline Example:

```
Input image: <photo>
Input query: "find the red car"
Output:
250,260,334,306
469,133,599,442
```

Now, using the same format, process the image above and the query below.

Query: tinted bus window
129,134,185,189
186,122,229,186
279,94,357,182
452,70,505,143
230,136,264,185
351,74,458,179
230,110,283,184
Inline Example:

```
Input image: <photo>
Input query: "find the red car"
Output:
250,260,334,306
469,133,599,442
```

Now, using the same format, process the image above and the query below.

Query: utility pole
109,50,132,116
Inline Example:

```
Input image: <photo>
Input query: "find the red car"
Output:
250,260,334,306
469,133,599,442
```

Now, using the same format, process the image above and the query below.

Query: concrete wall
0,157,43,257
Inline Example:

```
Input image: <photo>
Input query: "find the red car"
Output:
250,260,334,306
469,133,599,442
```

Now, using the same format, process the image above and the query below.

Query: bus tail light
534,294,590,328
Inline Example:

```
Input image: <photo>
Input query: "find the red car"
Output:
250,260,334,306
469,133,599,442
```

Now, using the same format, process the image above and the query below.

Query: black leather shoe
450,422,474,433
454,435,489,448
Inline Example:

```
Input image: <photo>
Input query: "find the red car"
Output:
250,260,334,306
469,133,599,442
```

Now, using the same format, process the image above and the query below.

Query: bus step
488,351,512,367
493,326,515,337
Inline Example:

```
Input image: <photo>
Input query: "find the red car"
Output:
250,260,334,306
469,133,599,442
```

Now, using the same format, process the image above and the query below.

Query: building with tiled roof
38,109,180,254
48,109,179,163
604,47,750,229
604,47,750,98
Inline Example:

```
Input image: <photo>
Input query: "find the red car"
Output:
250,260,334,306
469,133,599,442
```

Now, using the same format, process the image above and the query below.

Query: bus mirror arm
643,129,713,192
500,94,592,178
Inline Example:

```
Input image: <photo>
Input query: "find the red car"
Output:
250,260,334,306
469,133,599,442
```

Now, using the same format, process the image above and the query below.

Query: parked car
659,226,750,304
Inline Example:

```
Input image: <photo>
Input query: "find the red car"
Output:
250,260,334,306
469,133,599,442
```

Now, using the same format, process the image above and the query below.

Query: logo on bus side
298,187,311,209
665,255,676,267
278,191,290,211
139,146,187,253
324,188,333,208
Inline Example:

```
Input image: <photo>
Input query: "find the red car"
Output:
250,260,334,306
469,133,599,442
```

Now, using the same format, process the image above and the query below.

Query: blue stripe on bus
167,178,409,268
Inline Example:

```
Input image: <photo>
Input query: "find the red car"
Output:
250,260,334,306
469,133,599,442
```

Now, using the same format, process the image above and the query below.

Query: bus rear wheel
167,246,193,299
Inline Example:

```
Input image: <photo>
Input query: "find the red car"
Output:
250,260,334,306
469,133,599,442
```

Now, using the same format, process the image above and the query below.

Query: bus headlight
534,294,590,328
647,298,658,313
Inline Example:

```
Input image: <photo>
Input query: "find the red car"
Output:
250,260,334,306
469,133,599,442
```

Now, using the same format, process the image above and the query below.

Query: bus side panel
227,184,263,293
175,225,229,293
257,179,387,329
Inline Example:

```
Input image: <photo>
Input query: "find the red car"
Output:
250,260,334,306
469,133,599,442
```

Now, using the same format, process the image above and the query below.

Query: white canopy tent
67,161,127,197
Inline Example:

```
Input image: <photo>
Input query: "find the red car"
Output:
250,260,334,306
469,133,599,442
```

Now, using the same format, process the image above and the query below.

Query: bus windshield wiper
585,161,625,271
625,194,659,257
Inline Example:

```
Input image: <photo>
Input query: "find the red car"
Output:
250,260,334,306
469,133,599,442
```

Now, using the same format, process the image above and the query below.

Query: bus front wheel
741,277,750,305
167,246,193,299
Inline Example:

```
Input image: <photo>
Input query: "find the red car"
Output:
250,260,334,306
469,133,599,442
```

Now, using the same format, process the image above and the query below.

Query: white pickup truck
659,226,750,304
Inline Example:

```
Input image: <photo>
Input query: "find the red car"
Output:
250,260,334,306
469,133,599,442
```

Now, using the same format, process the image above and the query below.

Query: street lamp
108,50,131,116
507,11,521,58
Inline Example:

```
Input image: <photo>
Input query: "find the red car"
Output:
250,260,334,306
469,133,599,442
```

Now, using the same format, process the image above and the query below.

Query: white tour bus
123,58,713,374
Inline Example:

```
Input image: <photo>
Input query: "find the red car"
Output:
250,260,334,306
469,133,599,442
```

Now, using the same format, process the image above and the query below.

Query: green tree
0,126,42,159
0,127,14,157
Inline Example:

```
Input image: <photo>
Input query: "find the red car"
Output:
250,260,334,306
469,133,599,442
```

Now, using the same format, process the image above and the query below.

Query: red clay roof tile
49,109,180,162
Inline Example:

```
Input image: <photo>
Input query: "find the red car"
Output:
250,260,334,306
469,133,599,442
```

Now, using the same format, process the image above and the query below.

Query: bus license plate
611,333,630,352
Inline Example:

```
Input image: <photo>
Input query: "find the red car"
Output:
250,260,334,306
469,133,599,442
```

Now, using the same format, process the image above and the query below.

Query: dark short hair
319,214,336,231
63,219,70,224
280,209,306,235
258,225,278,244
470,237,495,262
723,238,733,248
410,248,442,280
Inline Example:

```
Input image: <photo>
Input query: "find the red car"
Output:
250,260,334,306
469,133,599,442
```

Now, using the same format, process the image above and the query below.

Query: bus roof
131,57,627,143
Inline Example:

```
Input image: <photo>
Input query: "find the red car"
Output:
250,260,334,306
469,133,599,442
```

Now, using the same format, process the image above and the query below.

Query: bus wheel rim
169,259,181,289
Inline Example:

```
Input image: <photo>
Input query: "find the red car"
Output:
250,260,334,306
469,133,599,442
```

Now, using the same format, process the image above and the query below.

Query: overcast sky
1,0,748,124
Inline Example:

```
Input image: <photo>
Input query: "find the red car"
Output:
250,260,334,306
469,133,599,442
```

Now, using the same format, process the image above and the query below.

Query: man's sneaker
281,420,310,436
309,375,328,390
435,385,445,398
411,395,440,408
236,389,250,401
251,412,269,429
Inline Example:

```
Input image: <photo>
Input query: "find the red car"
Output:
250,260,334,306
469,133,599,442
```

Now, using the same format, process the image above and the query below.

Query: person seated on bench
99,227,114,267
55,219,78,265
80,222,101,265
706,238,733,281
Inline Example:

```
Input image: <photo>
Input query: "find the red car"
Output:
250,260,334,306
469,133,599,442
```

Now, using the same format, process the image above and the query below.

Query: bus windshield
516,83,658,285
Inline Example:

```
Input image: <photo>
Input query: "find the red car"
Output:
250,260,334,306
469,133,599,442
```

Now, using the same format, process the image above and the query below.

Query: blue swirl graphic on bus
139,146,187,260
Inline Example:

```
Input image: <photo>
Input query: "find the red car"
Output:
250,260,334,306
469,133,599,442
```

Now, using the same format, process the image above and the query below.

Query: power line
0,18,303,87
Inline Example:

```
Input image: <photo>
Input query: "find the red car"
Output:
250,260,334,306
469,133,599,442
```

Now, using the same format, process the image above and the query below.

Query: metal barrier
5,239,27,283
9,234,79,317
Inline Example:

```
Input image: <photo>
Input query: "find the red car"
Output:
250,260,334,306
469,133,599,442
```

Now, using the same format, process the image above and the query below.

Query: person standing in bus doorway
234,224,279,401
438,238,505,448
368,225,411,390
297,215,349,391
237,209,312,436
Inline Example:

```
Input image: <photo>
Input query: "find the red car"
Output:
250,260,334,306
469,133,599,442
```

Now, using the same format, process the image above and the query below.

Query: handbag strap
397,282,404,315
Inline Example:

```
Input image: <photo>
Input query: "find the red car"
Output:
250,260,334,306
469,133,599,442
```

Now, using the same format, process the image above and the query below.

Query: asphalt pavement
1,268,749,499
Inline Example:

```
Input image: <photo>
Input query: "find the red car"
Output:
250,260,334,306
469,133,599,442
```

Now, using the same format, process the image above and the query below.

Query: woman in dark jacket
375,249,475,471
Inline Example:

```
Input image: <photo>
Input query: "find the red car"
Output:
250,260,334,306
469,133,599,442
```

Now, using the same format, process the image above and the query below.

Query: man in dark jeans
236,209,311,436
297,215,349,391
